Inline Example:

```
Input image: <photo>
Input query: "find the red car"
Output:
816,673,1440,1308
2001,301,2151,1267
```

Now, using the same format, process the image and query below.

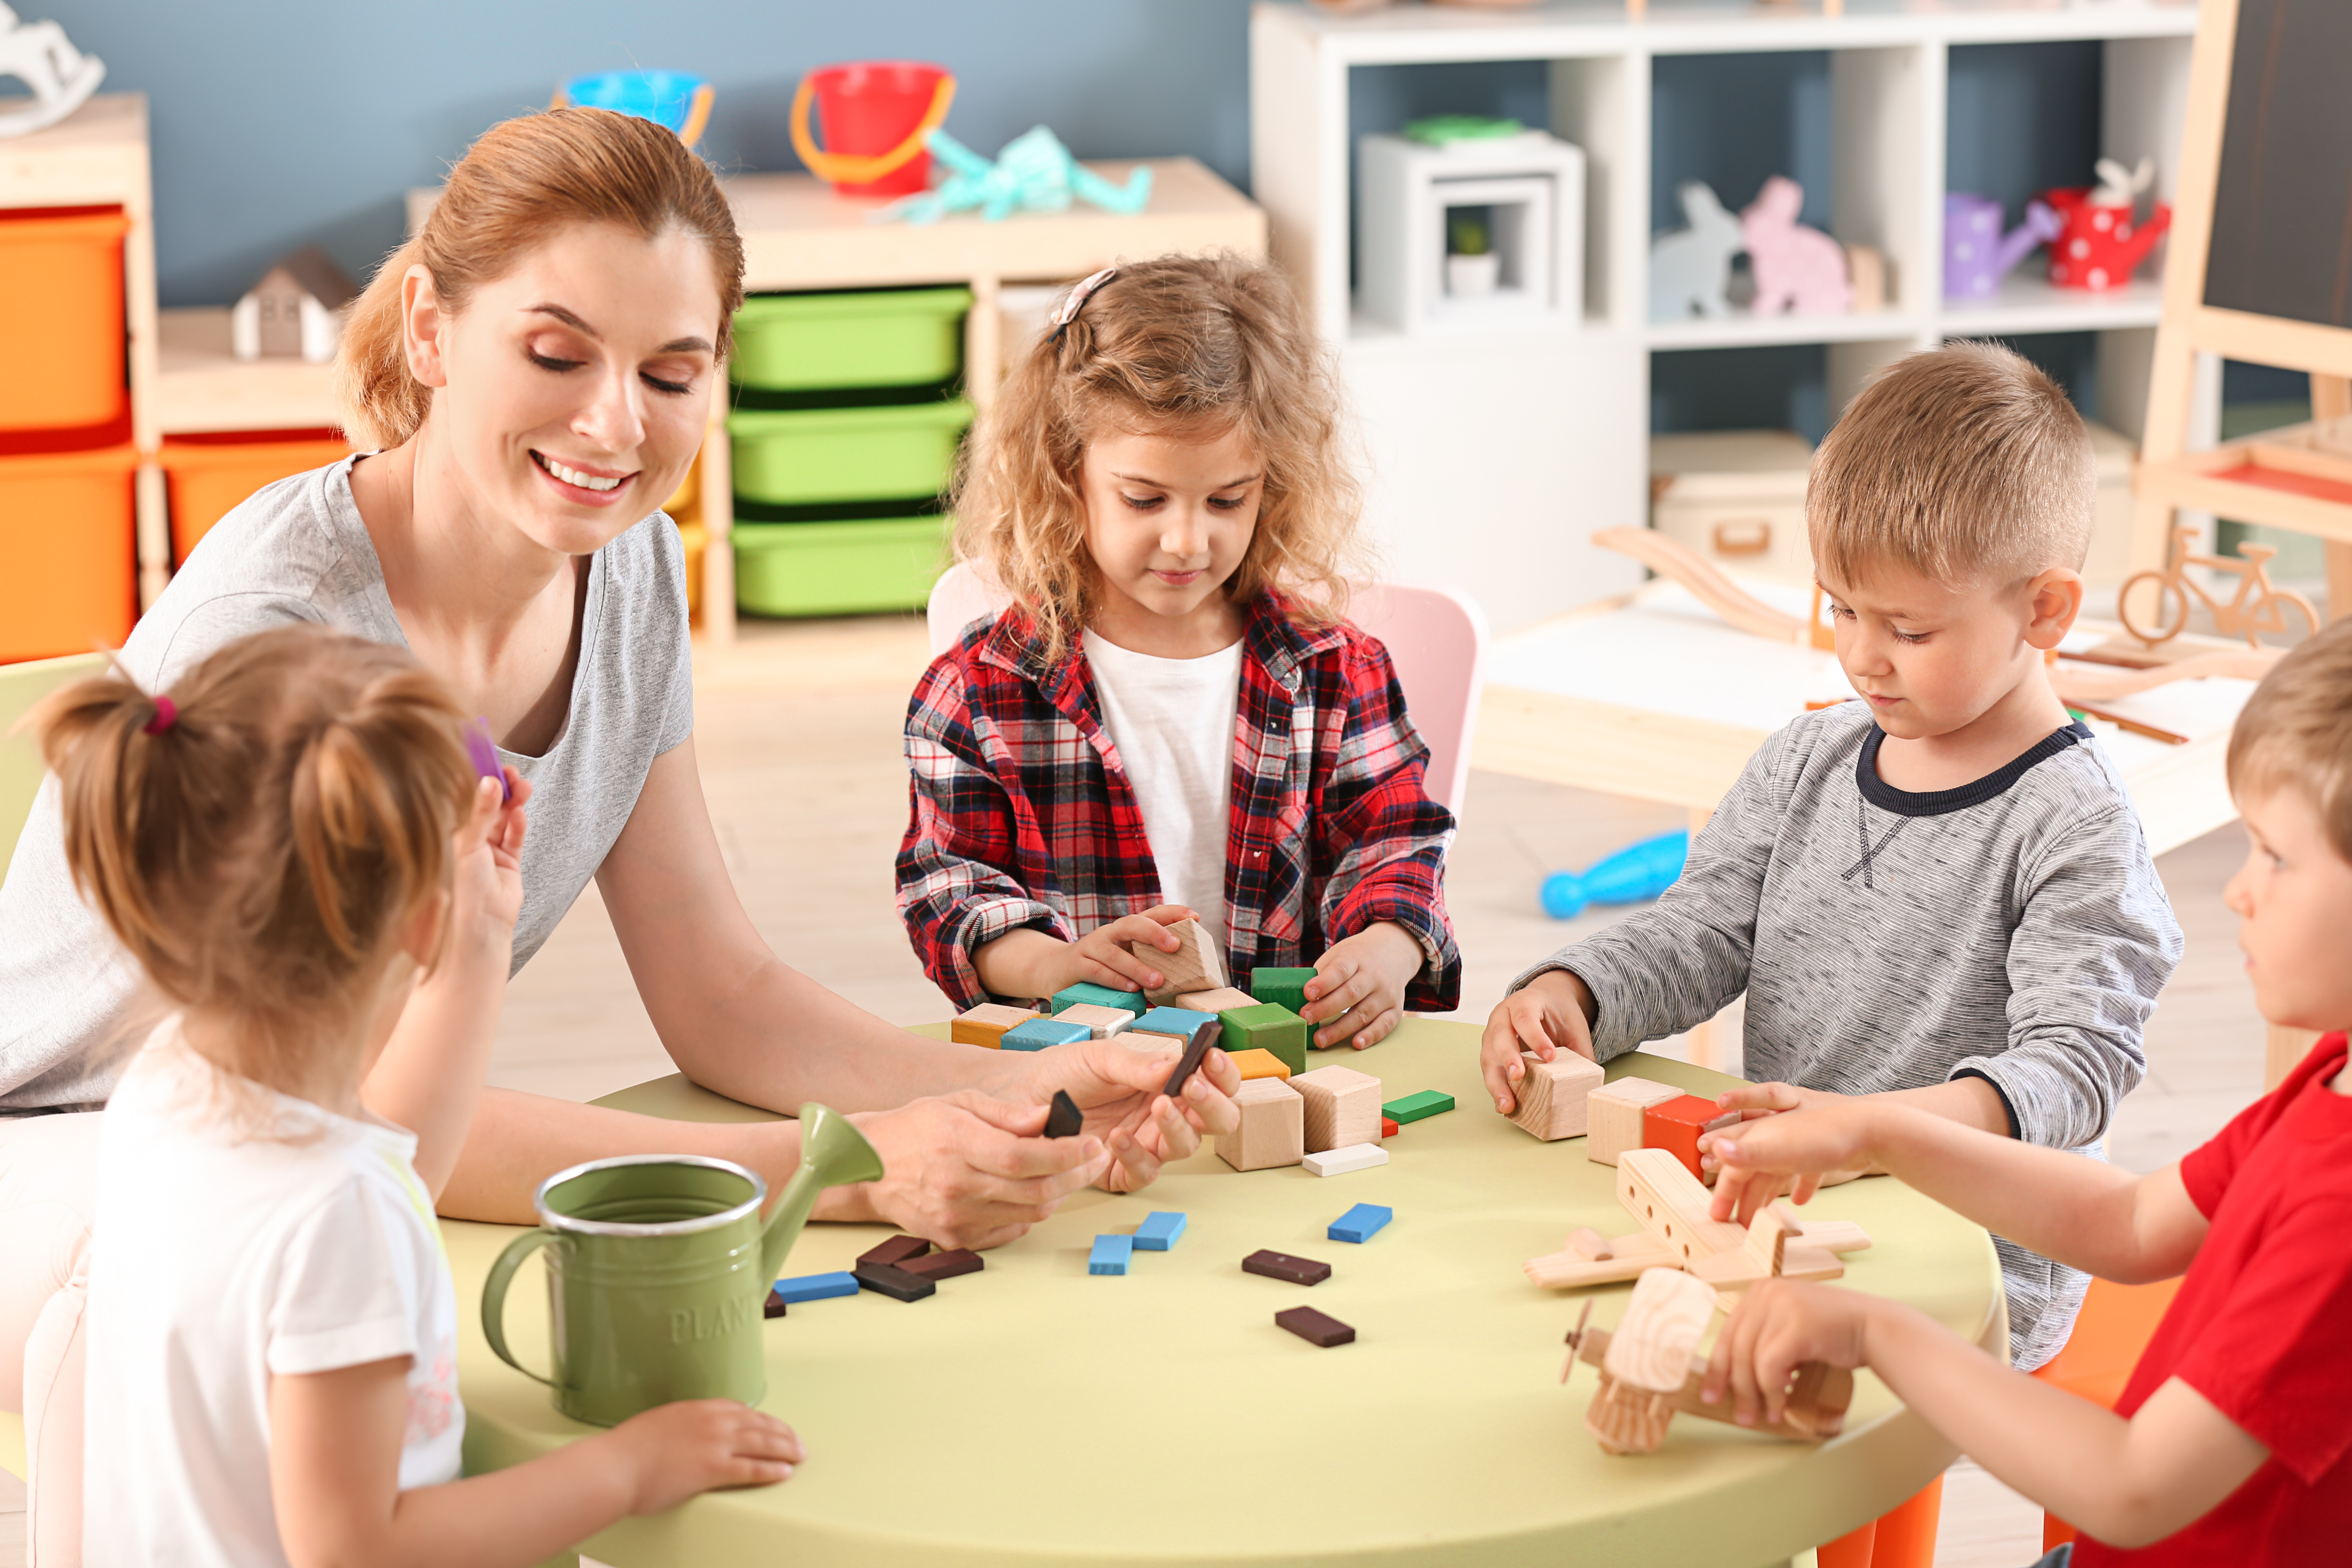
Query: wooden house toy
232,245,357,363
1218,1077,1305,1172
1509,1049,1607,1141
1292,1064,1381,1153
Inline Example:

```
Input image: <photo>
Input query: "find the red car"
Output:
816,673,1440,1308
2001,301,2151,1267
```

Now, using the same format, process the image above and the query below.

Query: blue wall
37,0,1254,307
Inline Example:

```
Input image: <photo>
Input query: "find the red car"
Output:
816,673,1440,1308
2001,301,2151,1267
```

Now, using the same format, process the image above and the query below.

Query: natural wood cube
1585,1076,1684,1165
951,1003,1040,1049
1291,1064,1381,1153
1053,1003,1134,1038
1508,1050,1607,1141
1216,1077,1304,1171
1134,918,1227,1004
1173,986,1256,1014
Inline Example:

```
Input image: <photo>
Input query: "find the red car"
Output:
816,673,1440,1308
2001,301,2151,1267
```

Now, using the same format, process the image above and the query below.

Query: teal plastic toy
1540,829,1689,920
876,125,1152,226
556,71,714,145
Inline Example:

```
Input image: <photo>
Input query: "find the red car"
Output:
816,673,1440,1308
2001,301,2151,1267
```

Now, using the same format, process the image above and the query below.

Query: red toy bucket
791,62,956,198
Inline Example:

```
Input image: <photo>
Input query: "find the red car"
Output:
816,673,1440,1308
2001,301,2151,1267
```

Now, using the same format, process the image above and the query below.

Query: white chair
923,564,1487,816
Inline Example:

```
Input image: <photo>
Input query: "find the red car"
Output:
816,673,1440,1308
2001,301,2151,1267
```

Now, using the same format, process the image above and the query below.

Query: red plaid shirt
898,592,1462,1012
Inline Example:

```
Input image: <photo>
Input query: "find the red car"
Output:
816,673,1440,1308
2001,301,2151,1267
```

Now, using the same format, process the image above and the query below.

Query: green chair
2,652,108,872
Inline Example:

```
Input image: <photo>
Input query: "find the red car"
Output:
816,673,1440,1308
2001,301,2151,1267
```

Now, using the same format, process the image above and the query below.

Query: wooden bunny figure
1648,181,1743,321
1742,175,1850,316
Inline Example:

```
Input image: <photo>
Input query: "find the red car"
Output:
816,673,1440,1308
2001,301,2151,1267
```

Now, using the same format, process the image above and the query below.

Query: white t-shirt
83,1024,463,1568
1080,630,1245,947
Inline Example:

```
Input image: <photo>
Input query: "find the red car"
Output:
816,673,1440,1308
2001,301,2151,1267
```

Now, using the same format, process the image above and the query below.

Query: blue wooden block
1134,1212,1188,1251
1131,1006,1218,1042
1002,1017,1093,1051
770,1270,862,1303
1089,1235,1134,1275
1052,981,1149,1017
1327,1203,1393,1244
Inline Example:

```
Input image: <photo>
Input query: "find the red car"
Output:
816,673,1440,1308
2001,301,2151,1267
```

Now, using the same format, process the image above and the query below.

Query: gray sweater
1512,702,2182,1369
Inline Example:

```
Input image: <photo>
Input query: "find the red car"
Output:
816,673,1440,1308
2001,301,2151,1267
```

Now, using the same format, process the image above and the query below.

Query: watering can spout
759,1104,886,1282
1997,201,2065,275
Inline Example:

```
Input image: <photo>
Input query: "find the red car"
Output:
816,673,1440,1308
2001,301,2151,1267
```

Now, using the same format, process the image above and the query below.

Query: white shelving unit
1251,0,2199,633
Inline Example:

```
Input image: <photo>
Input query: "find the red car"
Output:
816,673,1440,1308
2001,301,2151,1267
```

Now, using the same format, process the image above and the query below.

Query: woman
0,108,1236,1562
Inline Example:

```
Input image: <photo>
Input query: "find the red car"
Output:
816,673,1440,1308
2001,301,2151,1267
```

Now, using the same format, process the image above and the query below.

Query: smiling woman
0,108,1238,1562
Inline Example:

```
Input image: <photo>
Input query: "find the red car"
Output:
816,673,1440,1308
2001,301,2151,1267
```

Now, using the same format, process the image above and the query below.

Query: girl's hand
997,1038,1243,1193
604,1399,804,1514
1703,1095,1882,1224
448,769,530,958
1702,1278,1879,1430
847,1091,1111,1250
1479,969,1597,1113
1301,921,1423,1049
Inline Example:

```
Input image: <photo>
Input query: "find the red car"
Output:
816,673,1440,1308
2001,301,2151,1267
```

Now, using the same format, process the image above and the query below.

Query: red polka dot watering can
2043,157,2171,293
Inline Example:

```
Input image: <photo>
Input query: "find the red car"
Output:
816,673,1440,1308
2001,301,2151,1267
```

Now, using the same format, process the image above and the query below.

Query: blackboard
2203,0,2352,329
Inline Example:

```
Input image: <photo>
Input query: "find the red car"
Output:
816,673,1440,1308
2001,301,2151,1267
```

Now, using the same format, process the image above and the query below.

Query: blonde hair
1808,341,2095,590
29,627,478,1110
2227,617,2352,862
337,107,746,450
951,252,1362,662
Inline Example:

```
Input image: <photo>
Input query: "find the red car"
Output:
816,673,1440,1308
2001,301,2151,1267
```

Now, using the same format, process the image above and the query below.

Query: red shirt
2076,1031,2352,1564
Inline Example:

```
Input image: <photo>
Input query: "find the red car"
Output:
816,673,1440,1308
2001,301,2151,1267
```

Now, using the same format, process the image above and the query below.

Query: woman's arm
270,1357,799,1568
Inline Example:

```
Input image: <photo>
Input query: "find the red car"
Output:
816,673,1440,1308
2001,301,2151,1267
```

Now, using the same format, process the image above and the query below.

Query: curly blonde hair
951,252,1363,662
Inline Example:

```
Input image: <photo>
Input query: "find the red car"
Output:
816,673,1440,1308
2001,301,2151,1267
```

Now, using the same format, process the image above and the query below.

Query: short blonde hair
951,252,1361,662
2227,617,2352,862
1808,341,2095,590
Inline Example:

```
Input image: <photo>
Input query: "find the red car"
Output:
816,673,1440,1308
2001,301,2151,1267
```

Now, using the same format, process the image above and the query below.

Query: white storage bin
1649,430,1817,585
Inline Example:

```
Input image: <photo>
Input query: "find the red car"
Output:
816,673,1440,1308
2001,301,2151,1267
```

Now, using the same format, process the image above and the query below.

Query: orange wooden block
951,1003,1040,1049
1642,1094,1737,1183
1227,1047,1292,1081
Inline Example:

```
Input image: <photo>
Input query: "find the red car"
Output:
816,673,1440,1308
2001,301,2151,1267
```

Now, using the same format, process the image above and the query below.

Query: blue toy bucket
556,71,715,146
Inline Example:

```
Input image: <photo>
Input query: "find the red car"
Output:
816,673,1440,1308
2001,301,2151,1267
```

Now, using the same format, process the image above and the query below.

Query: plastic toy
877,125,1152,226
1943,192,2063,300
1540,829,1688,919
2044,158,2172,292
792,61,956,197
1405,114,1524,147
1648,181,1742,321
464,717,511,803
0,4,102,139
1741,176,1849,315
555,70,713,147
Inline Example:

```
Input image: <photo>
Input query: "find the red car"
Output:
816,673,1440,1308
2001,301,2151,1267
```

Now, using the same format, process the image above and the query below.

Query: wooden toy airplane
1525,1147,1873,1307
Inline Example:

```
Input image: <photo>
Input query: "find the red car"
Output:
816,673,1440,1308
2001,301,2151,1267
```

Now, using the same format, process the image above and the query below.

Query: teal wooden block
1218,1002,1308,1075
1052,981,1149,1017
1249,967,1317,1014
1131,1006,1218,1042
1002,1017,1091,1051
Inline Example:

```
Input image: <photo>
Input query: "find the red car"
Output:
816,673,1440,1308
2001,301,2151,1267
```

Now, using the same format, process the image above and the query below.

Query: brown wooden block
952,1002,1040,1049
1134,918,1226,1003
1509,1050,1607,1141
858,1234,931,1269
1216,1076,1304,1171
1173,985,1256,1013
1585,1077,1682,1165
1275,1305,1355,1347
763,1287,788,1319
1242,1248,1331,1285
898,1247,984,1281
1226,1047,1292,1081
1291,1064,1381,1154
852,1262,936,1302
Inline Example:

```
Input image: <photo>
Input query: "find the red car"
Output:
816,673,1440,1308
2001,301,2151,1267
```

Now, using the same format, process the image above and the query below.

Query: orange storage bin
0,207,131,432
160,431,352,561
0,443,139,662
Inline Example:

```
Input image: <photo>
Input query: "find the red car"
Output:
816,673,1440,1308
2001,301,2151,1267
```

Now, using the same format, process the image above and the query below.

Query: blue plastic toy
1540,829,1689,920
556,71,713,146
875,125,1152,226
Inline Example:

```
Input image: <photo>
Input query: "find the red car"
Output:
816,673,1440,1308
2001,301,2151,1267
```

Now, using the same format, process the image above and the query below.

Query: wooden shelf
1646,309,1926,351
155,308,339,434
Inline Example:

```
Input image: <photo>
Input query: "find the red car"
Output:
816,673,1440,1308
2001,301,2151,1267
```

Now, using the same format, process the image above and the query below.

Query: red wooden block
1380,1117,1399,1139
1642,1094,1738,1182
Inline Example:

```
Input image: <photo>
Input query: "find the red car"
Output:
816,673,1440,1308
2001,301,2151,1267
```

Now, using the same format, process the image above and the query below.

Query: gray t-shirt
1509,701,2182,1370
0,457,695,1111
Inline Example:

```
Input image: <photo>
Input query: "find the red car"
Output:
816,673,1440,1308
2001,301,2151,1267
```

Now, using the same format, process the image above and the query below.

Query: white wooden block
1508,1049,1606,1140
1291,1064,1382,1153
1054,1003,1134,1038
1586,1076,1684,1165
1302,1142,1389,1177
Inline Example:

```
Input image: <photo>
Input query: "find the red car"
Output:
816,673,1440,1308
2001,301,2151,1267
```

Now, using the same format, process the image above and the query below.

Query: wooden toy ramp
2130,0,2352,618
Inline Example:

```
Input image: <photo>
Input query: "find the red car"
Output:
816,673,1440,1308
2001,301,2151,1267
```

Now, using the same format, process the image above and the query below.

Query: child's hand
1053,904,1197,998
1703,1094,1880,1223
1479,969,1597,1113
1702,1278,1878,1430
997,1037,1242,1193
1301,922,1424,1049
602,1398,803,1513
448,769,530,959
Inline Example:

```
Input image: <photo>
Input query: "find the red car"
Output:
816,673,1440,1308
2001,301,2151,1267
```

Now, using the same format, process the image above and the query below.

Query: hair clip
142,696,176,736
1049,266,1117,345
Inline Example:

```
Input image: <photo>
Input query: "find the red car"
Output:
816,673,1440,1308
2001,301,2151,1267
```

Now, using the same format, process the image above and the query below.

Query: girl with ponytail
37,624,801,1565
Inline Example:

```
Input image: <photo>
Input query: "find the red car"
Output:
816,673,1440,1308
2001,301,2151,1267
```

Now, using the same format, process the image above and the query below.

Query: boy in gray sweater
1482,343,2182,1370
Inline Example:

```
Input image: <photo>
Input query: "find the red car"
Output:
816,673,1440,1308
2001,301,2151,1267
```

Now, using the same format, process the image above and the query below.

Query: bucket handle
790,71,957,188
481,1229,559,1389
548,82,714,149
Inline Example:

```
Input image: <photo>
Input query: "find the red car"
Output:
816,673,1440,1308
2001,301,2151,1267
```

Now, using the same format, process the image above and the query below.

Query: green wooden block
1218,1002,1308,1075
1383,1090,1455,1125
1051,981,1149,1017
1248,967,1318,1014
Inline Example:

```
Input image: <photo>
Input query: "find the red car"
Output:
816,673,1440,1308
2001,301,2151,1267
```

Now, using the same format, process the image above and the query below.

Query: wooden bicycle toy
2119,525,2319,649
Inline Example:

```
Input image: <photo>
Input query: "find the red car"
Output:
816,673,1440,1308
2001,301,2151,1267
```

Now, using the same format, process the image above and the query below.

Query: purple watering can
1943,193,2063,301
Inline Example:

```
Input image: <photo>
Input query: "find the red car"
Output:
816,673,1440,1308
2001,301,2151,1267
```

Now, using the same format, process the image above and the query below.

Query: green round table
447,1020,2002,1568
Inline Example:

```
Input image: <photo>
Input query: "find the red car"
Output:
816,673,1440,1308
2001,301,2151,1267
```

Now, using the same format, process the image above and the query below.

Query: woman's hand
448,769,530,959
971,905,1196,1002
1478,969,1596,1113
1702,1093,1883,1224
844,1091,1112,1250
1300,922,1424,1050
1701,1278,1880,1430
996,1038,1242,1193
601,1399,804,1513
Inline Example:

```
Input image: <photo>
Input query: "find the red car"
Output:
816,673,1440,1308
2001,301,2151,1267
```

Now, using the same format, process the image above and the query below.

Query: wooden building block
1616,1148,1748,1264
1134,918,1227,1003
858,1235,931,1269
1248,966,1318,1013
1089,1235,1133,1276
1042,1089,1084,1139
1585,1077,1683,1165
1642,1094,1738,1182
1131,1006,1218,1042
1217,1077,1305,1171
1303,1142,1388,1176
1160,1019,1223,1097
1603,1268,1718,1393
1219,1001,1310,1074
899,1248,984,1280
770,1271,860,1304
1243,1248,1331,1286
1292,1064,1381,1153
1275,1305,1355,1347
1174,985,1257,1013
1051,980,1149,1017
1509,1049,1607,1141
1327,1203,1392,1243
1053,1002,1135,1038
1001,1016,1092,1052
951,1002,1040,1049
853,1262,935,1301
1134,1212,1188,1251
1115,1029,1184,1054
1383,1089,1454,1125
1380,1116,1399,1139
1226,1047,1292,1081
764,1287,789,1319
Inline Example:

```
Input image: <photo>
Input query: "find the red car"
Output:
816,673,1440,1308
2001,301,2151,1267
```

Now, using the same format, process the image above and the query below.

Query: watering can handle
480,1229,560,1389
790,72,957,187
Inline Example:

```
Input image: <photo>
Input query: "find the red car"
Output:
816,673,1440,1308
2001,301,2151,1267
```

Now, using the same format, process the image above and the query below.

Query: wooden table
448,1020,2000,1568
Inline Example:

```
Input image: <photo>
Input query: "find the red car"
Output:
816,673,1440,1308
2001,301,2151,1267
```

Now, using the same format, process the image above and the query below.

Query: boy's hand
1301,922,1423,1049
1045,904,1197,998
1702,1094,1881,1223
1702,1278,1879,1430
603,1399,803,1513
1479,969,1597,1113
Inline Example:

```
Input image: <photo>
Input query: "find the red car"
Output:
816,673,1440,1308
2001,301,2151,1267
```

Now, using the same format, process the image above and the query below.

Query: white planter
1446,252,1501,297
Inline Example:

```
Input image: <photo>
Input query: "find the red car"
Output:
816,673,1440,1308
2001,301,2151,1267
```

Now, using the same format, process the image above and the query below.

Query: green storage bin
731,287,972,391
732,517,952,618
728,401,973,507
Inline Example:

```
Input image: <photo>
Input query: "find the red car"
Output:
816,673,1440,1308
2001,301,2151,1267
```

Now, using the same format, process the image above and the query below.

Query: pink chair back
923,564,1486,816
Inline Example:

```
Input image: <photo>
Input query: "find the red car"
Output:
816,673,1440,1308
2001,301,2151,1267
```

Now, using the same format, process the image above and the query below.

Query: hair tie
142,696,176,736
1049,266,1117,346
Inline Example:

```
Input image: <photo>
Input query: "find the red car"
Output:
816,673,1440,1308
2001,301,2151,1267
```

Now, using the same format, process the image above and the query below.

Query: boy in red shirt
1696,619,2352,1561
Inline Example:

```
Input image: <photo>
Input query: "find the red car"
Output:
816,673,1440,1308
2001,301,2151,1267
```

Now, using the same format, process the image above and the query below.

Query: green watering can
482,1104,884,1426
